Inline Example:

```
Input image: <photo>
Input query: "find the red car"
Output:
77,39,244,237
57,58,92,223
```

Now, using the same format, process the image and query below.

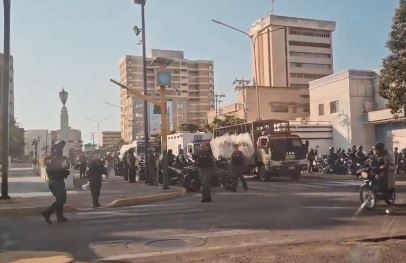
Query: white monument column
59,88,74,189
59,89,70,157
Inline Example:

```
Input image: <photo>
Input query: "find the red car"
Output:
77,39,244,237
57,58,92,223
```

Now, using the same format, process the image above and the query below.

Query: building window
290,62,331,69
289,29,330,38
135,112,143,117
289,51,331,59
303,105,310,113
318,104,324,116
289,41,331,48
270,105,289,113
290,84,309,89
290,73,329,79
330,100,339,114
292,106,297,113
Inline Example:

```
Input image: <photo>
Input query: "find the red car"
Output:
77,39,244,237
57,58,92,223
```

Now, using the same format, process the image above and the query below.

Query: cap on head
374,142,385,152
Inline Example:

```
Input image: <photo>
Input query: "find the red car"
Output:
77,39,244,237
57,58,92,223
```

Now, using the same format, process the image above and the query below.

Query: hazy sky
1,0,399,143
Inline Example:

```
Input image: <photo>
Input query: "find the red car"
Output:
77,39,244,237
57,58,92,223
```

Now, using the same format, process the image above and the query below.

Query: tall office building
250,15,336,89
119,49,214,142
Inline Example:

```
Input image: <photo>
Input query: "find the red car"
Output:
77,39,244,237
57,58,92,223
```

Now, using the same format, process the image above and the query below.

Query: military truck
213,119,308,181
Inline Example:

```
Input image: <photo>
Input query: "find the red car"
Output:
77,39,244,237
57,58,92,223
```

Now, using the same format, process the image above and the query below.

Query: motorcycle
358,167,396,210
216,159,238,192
182,158,201,192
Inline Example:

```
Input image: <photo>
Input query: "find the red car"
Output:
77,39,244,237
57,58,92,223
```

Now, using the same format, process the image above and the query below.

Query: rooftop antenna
271,0,276,15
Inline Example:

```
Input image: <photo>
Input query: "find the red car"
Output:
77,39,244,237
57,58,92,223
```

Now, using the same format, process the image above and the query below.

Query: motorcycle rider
356,146,367,164
167,149,176,166
175,149,188,168
41,140,70,225
370,143,393,197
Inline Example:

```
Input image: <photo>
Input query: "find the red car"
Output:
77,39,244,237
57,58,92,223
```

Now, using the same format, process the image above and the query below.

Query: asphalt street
1,175,406,262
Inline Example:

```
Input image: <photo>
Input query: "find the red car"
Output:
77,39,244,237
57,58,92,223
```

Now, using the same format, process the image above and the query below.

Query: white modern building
309,69,405,153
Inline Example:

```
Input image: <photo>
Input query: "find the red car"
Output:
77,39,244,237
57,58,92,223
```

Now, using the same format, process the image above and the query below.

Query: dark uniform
394,147,399,174
122,152,129,181
79,153,87,178
306,149,315,173
87,157,106,208
147,149,157,185
231,148,248,191
127,149,137,183
196,144,215,202
370,143,393,195
42,141,70,225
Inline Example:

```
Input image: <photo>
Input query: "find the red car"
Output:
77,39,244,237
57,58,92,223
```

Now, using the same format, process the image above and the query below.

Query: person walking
41,141,70,225
147,148,158,185
87,152,106,208
394,147,400,174
231,143,248,191
196,142,215,202
122,152,129,181
307,148,315,174
127,148,137,183
78,152,87,179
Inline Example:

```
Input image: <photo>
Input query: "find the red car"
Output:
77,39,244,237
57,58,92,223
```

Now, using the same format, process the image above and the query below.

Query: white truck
167,132,212,157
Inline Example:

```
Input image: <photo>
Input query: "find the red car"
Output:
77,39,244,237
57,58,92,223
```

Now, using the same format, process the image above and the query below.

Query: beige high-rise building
119,49,214,142
251,15,336,89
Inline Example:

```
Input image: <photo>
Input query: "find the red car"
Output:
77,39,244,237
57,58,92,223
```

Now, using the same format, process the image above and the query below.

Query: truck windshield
269,136,305,161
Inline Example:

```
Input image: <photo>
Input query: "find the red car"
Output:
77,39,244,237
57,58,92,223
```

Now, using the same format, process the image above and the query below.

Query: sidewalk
0,165,185,217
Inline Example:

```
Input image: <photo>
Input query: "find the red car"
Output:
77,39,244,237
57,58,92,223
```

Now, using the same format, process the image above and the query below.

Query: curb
0,251,75,263
0,188,186,218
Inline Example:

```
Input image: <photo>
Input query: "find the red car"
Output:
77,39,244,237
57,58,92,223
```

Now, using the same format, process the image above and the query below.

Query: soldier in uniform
231,143,248,191
87,152,106,208
196,142,215,202
41,141,70,225
371,143,394,197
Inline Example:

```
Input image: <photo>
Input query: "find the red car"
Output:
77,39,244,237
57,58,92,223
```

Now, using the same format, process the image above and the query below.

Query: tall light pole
234,77,250,121
212,19,285,121
85,117,109,148
134,0,150,179
213,93,225,118
1,0,11,200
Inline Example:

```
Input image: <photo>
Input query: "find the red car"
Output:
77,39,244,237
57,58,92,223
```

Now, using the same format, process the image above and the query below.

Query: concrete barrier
0,251,75,263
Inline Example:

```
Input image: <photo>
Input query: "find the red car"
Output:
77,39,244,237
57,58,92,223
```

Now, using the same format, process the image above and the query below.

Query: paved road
1,176,405,262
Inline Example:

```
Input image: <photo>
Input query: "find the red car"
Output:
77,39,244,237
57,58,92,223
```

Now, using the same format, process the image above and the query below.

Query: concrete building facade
250,15,336,89
119,49,214,142
309,69,406,153
101,131,121,147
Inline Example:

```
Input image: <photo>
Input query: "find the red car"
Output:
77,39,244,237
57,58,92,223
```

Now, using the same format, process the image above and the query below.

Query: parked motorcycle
183,162,201,192
358,168,396,210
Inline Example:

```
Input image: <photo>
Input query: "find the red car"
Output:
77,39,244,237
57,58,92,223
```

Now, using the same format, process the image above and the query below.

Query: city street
1,175,405,262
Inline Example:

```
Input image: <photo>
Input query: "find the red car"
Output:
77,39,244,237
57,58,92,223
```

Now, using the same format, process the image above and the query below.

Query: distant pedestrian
42,141,70,225
147,148,158,185
394,147,399,174
87,152,106,208
79,152,88,179
231,143,248,191
127,148,137,183
104,152,114,179
122,152,129,181
113,153,121,177
196,142,215,202
307,148,315,173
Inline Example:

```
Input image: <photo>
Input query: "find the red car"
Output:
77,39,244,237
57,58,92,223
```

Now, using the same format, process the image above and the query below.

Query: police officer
175,149,187,169
42,141,70,225
231,143,248,191
394,147,399,174
127,148,137,183
196,142,215,202
167,149,176,166
87,152,106,208
78,152,88,179
147,147,158,185
371,143,393,197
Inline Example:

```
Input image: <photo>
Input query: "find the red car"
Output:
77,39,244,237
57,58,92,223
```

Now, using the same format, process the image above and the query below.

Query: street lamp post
212,19,285,121
1,0,11,200
85,117,109,148
134,0,150,181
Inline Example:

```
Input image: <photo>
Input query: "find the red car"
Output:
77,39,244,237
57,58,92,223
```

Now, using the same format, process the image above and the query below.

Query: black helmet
329,146,334,150
394,147,398,151
374,142,385,152
358,146,363,150
51,140,66,155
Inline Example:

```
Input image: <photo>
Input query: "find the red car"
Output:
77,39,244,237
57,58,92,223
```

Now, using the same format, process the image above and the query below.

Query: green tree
379,0,406,115
205,116,246,132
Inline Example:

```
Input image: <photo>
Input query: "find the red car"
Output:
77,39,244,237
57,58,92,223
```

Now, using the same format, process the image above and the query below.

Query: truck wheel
259,165,269,182
291,171,301,181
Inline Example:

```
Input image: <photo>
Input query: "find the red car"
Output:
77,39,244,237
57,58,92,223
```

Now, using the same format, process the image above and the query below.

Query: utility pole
213,93,226,118
1,0,11,199
134,0,150,181
233,77,250,121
